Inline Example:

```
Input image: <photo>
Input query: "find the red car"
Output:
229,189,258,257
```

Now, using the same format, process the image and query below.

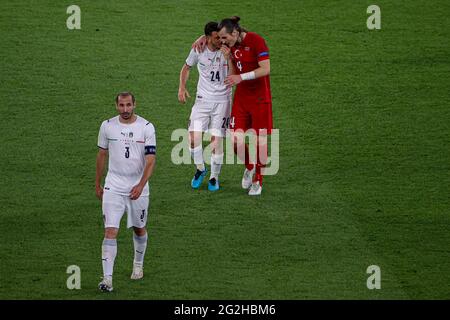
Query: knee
104,228,118,239
133,227,147,237
189,134,199,149
189,137,195,149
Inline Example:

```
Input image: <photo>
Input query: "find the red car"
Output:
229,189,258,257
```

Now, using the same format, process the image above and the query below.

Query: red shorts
230,93,273,135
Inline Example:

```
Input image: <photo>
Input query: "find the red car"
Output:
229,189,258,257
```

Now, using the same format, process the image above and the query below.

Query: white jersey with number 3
97,115,156,196
186,48,231,102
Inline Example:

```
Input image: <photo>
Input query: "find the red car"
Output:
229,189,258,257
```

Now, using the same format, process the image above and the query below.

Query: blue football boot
191,168,207,189
208,178,220,192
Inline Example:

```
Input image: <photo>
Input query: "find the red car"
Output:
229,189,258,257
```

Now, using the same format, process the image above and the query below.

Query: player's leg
189,130,208,188
188,100,210,188
131,226,147,280
189,130,204,170
208,135,223,191
100,191,126,291
127,196,149,280
247,133,267,195
248,102,273,196
206,101,229,191
229,98,255,189
231,129,255,189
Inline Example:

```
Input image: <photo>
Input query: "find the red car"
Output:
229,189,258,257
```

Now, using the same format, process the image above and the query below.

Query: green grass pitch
0,0,449,299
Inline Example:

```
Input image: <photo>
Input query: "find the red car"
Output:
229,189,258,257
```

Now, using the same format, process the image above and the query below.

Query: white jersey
186,47,231,102
97,115,156,196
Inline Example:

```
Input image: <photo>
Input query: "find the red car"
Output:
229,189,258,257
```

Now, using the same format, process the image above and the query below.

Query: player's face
219,28,239,47
116,96,135,120
209,31,221,49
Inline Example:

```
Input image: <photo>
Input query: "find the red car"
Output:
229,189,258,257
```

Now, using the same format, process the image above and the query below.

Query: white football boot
98,276,113,292
242,167,255,189
130,263,144,280
248,181,262,196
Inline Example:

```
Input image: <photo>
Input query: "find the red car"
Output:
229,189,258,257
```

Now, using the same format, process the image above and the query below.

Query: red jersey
231,32,272,103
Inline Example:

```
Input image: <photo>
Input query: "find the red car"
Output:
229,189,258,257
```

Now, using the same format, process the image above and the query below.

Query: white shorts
188,99,231,137
102,191,149,229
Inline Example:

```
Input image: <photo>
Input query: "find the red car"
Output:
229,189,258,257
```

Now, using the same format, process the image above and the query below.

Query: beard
121,112,132,119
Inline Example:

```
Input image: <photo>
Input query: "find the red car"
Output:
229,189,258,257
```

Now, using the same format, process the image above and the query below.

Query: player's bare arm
130,154,156,200
225,59,270,86
178,64,192,104
95,148,108,200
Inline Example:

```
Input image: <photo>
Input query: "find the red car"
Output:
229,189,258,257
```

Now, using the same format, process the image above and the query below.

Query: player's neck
119,114,137,124
237,32,247,45
206,42,218,52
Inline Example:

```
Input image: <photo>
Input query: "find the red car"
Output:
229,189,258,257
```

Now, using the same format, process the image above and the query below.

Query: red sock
254,171,263,185
254,141,267,185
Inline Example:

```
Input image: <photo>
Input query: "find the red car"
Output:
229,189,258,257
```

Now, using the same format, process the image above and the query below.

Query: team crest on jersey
120,131,134,138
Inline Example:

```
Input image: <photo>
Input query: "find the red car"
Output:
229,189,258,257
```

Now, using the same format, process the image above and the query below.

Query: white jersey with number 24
185,47,231,102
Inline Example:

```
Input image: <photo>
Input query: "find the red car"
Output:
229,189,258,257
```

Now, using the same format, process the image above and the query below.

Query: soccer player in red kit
218,16,272,196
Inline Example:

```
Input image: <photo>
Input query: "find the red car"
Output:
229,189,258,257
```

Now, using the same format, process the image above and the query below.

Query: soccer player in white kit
95,92,156,292
178,21,232,191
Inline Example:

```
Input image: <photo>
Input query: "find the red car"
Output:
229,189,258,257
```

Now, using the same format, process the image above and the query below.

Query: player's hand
130,184,144,200
178,88,191,104
192,35,207,53
224,74,243,87
95,185,103,200
220,45,231,60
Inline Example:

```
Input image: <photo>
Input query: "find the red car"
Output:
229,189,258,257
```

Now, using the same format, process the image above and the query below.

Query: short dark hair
115,91,135,104
204,21,219,36
218,16,246,34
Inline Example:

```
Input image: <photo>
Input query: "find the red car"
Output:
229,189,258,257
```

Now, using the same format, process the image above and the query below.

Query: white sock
133,232,148,266
102,238,117,278
210,153,223,180
189,145,205,171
